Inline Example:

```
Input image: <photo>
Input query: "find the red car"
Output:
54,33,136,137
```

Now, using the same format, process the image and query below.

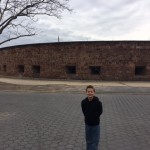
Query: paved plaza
0,91,150,150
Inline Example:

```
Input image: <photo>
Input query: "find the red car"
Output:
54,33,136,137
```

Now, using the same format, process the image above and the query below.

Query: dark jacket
81,96,103,126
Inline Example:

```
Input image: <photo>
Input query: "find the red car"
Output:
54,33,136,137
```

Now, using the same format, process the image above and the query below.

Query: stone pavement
0,77,150,150
0,92,150,150
0,77,150,93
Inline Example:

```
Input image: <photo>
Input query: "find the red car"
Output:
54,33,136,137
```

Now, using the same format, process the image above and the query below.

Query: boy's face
86,88,95,99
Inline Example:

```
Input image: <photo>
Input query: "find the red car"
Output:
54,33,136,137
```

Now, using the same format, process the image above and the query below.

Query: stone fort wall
0,41,150,81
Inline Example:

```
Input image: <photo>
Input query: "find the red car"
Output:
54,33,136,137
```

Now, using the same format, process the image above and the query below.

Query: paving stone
0,92,150,150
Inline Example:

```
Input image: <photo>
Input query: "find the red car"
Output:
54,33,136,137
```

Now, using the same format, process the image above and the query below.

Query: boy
81,85,103,150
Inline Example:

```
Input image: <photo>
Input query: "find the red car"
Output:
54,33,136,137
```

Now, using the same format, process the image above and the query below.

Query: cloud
1,0,150,48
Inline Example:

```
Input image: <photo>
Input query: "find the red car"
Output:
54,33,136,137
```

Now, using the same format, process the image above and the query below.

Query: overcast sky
1,0,150,48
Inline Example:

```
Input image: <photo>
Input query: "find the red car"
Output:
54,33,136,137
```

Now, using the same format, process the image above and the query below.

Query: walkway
0,92,150,150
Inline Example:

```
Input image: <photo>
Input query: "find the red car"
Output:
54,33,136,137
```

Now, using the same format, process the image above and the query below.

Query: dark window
66,66,76,74
135,66,146,75
3,65,6,72
90,66,101,75
32,65,40,74
18,65,24,73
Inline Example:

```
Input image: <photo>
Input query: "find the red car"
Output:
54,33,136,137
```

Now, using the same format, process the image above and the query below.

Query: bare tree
0,0,72,45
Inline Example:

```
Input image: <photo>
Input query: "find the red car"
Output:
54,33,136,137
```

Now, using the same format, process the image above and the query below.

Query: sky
1,0,150,48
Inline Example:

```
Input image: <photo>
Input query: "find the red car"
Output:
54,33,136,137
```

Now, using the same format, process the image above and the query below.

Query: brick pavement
0,92,150,150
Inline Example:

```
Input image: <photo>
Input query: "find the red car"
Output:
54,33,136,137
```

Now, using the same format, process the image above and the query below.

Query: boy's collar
87,96,94,101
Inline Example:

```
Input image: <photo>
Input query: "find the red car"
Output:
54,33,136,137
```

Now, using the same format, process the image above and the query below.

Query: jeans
85,124,100,150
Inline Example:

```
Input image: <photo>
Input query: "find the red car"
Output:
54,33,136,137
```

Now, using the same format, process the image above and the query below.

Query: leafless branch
0,33,35,45
0,0,72,45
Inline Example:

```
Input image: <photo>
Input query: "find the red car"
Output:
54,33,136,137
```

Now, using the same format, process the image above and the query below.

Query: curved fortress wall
0,41,150,81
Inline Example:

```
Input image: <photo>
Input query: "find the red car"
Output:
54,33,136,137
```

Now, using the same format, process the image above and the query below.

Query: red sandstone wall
0,41,150,81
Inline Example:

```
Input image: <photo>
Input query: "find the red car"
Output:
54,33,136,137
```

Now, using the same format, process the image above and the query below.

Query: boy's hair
86,85,95,92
